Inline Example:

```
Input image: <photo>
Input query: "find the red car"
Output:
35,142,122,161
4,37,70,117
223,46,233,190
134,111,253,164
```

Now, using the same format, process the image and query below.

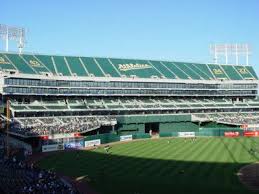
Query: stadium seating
9,97,259,114
95,58,121,77
1,53,257,80
1,52,259,140
80,57,105,77
221,65,243,80
53,56,71,76
10,116,116,137
65,56,88,76
193,112,259,125
5,53,36,74
207,64,229,79
0,158,78,194
173,62,201,79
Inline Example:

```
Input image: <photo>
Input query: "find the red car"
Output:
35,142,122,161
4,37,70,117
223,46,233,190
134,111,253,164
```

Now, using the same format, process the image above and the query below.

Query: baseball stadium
0,50,259,194
1,1,259,194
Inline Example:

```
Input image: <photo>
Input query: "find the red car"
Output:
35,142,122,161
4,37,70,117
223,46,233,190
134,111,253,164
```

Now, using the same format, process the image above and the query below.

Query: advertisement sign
85,139,101,148
42,144,64,152
48,133,76,140
64,141,84,149
224,132,240,137
244,131,259,137
178,132,195,138
120,135,133,142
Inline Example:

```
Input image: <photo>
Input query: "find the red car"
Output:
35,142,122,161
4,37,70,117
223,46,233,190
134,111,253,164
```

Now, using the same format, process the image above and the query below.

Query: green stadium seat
69,105,87,109
106,105,124,109
239,66,258,79
95,58,120,77
5,54,36,74
45,105,68,109
207,64,229,79
173,62,201,80
190,63,214,79
27,106,46,110
21,54,50,74
65,56,88,76
52,56,71,76
245,66,258,79
1,53,257,81
0,54,17,71
34,54,56,75
80,57,105,77
161,61,189,79
148,60,176,79
11,105,28,110
221,65,242,80
135,59,162,78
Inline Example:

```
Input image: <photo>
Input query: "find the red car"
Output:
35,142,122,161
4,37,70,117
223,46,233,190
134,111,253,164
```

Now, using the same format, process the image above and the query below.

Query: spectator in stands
0,153,79,194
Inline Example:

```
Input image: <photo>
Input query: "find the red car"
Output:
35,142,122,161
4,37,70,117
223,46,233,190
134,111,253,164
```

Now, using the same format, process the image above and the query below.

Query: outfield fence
84,132,151,144
41,128,249,152
160,128,244,137
83,128,245,145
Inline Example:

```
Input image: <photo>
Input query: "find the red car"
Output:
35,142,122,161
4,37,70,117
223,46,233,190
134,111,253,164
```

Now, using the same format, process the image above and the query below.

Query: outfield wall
84,128,244,145
42,128,250,152
159,122,199,133
117,114,191,124
116,114,194,134
84,133,151,144
117,123,145,133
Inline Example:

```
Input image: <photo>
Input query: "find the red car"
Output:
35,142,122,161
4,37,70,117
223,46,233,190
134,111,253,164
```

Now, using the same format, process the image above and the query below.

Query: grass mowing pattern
39,137,259,194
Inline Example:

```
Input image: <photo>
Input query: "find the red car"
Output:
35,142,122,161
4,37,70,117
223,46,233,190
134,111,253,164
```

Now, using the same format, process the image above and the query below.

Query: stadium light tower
210,43,251,65
0,24,26,54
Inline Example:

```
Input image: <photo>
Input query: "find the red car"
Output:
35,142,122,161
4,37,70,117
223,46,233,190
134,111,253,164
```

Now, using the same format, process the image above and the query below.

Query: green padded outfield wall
117,123,145,133
159,122,199,133
116,114,191,124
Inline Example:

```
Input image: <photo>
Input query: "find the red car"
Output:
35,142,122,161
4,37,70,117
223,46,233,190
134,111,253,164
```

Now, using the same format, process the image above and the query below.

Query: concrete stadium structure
0,52,258,144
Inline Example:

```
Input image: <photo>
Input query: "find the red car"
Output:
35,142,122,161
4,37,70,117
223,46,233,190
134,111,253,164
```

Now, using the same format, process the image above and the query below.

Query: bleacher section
193,112,259,126
0,159,78,194
10,116,116,137
0,53,257,80
9,98,259,113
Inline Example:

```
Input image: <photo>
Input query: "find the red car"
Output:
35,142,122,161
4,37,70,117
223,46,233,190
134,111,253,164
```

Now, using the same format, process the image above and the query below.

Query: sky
1,0,259,73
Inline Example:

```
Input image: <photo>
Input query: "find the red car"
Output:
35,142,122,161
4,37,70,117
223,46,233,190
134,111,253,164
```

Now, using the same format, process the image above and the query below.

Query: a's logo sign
118,63,152,71
213,68,223,75
0,57,10,64
237,68,248,74
29,60,41,67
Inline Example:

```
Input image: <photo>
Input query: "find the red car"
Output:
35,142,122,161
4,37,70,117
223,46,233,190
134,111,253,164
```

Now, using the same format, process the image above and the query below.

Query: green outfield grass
38,137,259,194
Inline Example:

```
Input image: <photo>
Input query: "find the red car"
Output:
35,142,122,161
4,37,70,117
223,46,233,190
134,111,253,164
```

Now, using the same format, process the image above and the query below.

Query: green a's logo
237,68,248,74
213,68,223,74
0,57,10,64
29,60,41,67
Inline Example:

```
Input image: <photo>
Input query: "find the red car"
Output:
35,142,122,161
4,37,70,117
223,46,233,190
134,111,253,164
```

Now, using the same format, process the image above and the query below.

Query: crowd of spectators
216,113,259,125
9,116,116,137
0,155,79,194
193,112,259,125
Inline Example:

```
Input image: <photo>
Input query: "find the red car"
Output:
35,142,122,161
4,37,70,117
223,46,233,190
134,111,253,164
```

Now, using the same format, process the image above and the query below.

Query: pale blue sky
2,0,259,73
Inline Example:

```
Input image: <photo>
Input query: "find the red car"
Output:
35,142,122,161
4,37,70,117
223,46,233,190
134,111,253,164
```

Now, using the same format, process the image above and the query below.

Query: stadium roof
0,52,257,81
